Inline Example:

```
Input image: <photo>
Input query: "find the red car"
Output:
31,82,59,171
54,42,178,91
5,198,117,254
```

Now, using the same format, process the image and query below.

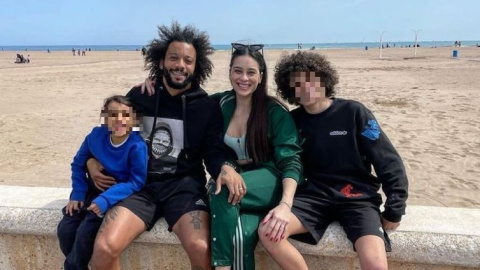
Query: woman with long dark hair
208,44,302,270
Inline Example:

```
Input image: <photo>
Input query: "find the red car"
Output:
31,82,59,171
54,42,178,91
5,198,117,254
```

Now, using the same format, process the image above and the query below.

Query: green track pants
209,167,282,269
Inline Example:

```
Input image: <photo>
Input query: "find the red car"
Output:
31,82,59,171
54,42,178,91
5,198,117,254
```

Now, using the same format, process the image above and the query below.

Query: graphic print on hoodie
126,81,227,183
142,117,183,175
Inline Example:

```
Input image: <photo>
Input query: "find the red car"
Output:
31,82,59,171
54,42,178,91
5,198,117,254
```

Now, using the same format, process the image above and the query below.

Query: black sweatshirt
291,98,408,222
126,82,225,184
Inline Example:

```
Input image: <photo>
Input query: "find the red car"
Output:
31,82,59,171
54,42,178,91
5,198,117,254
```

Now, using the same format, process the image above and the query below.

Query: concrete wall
0,185,479,270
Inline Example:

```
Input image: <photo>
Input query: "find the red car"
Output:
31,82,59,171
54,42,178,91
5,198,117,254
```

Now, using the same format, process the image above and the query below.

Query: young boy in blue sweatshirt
57,95,147,270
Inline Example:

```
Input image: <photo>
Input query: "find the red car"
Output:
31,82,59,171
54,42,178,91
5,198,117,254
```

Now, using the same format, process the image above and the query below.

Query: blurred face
229,55,262,98
104,101,134,138
290,71,326,107
161,41,196,91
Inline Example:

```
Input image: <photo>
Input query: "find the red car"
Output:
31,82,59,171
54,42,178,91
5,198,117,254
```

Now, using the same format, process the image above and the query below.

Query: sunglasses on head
231,43,264,54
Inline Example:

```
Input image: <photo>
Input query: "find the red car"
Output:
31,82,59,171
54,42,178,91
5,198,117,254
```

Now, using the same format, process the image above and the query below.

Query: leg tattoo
98,207,119,234
189,211,202,230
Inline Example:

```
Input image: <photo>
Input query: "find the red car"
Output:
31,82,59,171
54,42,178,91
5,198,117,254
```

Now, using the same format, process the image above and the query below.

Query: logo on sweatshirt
361,120,381,140
329,130,348,136
340,184,363,198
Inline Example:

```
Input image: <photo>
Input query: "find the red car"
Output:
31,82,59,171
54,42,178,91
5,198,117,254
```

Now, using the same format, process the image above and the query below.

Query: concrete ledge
0,185,479,270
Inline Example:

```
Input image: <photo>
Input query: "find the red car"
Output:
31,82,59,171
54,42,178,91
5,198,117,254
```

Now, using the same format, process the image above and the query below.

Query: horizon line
2,40,479,47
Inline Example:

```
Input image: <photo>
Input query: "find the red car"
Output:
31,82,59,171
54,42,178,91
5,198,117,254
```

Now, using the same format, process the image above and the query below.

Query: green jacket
211,90,303,184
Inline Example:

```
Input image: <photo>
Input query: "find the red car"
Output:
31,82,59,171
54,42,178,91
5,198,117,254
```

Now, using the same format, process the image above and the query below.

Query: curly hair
144,21,214,86
274,51,339,105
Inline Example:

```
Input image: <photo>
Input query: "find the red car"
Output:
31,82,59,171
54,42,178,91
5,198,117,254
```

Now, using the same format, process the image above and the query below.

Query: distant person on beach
15,54,23,63
14,54,28,63
141,46,147,56
72,48,75,56
57,95,147,270
87,22,234,270
259,51,409,270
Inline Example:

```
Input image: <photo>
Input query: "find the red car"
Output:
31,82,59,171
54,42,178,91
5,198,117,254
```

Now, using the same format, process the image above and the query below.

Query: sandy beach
1,46,479,209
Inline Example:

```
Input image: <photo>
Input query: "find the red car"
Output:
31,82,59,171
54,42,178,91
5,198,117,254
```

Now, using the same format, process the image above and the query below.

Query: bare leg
90,206,146,270
258,213,309,270
354,235,388,270
172,210,212,270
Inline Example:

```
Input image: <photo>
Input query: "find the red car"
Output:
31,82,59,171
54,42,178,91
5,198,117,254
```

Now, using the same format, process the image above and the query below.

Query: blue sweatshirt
70,125,148,214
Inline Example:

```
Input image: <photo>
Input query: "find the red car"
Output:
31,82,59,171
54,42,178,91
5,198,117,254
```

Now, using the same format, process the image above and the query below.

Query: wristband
222,161,238,171
280,201,291,209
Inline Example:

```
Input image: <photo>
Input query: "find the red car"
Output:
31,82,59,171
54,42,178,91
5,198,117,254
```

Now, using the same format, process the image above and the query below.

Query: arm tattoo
221,169,227,176
98,206,119,234
189,211,202,230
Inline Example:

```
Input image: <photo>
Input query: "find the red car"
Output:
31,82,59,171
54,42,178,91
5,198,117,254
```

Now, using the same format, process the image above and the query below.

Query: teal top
210,90,303,183
224,134,249,160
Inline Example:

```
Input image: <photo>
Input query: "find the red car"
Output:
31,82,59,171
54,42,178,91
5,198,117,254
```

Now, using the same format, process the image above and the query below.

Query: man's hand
87,203,103,217
215,165,246,205
382,216,400,230
86,158,116,191
65,200,84,216
138,77,156,96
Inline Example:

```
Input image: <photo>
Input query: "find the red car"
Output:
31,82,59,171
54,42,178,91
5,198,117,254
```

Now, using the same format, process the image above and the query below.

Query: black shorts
116,175,209,231
290,195,391,252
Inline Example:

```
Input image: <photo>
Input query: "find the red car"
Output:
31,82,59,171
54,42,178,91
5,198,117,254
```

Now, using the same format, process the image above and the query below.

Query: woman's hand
138,77,156,96
65,200,84,216
86,158,116,191
215,164,246,205
261,201,292,242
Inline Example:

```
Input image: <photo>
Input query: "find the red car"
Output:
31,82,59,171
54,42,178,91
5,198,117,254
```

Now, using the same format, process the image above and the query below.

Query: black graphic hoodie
292,98,408,222
126,82,226,184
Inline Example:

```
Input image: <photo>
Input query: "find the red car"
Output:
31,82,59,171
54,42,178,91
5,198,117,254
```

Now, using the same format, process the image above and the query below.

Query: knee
56,220,69,239
258,225,274,250
365,264,387,270
57,217,77,244
93,233,123,260
184,238,209,256
360,259,388,270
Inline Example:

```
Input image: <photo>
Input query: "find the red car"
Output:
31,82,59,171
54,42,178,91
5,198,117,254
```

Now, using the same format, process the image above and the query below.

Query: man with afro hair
86,21,238,270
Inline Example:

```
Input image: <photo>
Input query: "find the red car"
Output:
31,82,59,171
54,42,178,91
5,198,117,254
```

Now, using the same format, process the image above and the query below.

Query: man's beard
163,68,194,90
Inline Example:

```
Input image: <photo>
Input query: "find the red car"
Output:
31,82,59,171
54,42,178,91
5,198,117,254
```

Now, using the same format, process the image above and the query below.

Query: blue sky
1,0,478,46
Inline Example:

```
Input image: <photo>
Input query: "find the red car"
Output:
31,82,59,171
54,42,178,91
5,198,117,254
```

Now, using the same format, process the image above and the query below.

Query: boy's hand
65,200,84,216
381,217,400,230
87,203,103,217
